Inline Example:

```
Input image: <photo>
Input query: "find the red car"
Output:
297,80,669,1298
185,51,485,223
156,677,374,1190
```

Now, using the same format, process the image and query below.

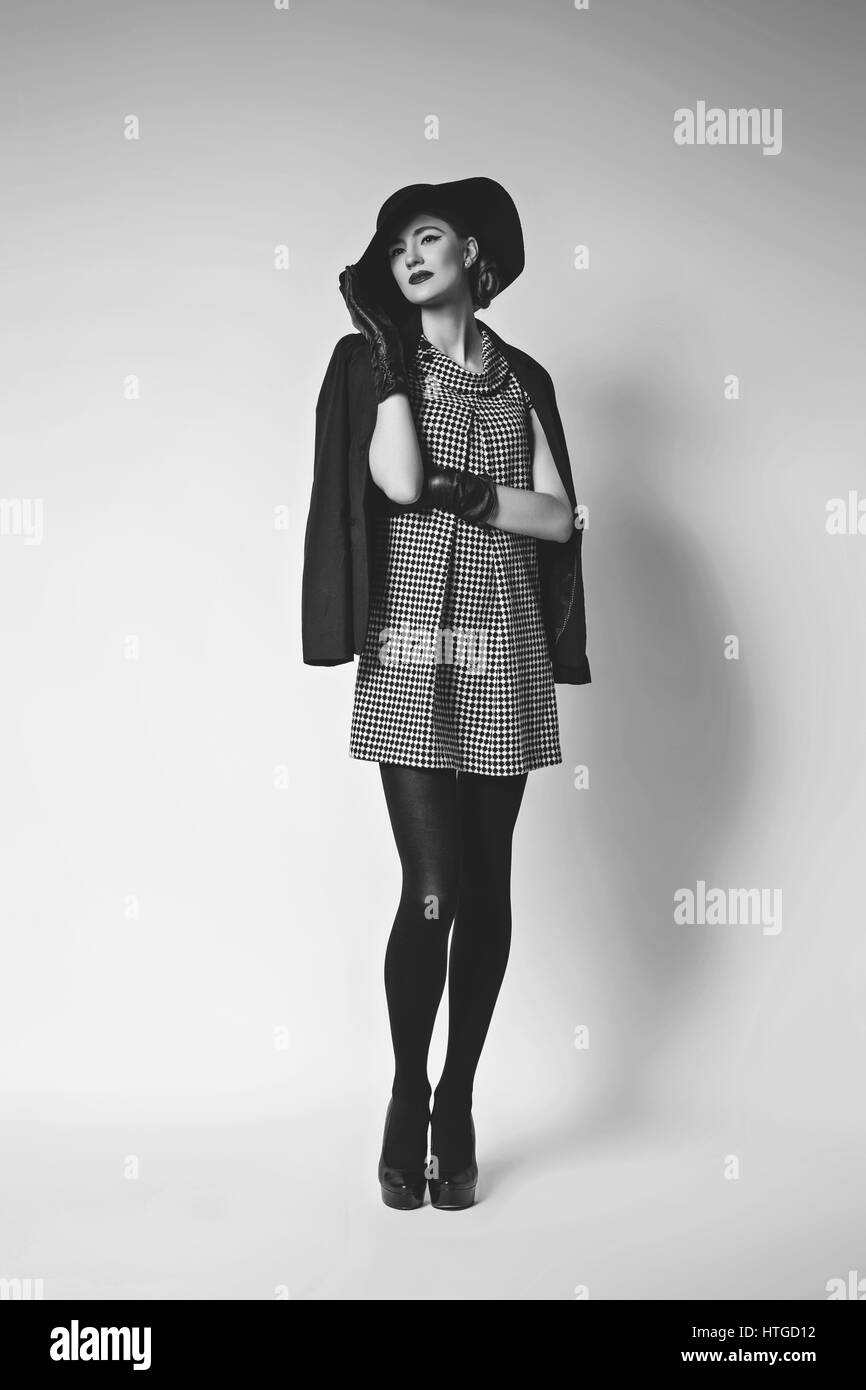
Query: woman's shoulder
317,333,371,391
331,331,367,359
315,333,372,416
482,322,553,389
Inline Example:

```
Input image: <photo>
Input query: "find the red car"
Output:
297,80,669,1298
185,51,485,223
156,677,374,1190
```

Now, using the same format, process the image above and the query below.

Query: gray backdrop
1,0,863,1300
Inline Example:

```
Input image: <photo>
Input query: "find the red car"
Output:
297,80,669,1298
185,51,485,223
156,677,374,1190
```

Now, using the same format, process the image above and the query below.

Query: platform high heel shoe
378,1098,429,1210
427,1114,478,1210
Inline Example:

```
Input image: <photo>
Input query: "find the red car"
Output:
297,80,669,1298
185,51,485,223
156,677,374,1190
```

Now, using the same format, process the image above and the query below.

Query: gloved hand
411,466,499,526
338,264,408,404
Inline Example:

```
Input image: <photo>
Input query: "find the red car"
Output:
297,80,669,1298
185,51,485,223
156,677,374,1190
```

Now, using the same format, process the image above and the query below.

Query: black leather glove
391,466,498,526
338,264,408,404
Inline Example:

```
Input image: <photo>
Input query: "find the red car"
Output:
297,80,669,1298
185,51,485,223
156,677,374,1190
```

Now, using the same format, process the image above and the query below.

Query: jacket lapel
481,324,575,505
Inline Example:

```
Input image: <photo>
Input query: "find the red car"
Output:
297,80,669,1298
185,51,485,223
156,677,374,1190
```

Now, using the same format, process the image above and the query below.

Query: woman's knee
399,871,458,929
457,864,510,920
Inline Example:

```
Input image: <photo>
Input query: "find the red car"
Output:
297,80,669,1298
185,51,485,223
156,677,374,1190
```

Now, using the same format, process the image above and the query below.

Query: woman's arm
368,392,425,505
337,265,424,504
486,408,574,543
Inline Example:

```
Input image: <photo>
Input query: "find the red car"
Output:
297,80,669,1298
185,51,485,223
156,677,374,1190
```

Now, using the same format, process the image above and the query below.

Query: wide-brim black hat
351,176,524,326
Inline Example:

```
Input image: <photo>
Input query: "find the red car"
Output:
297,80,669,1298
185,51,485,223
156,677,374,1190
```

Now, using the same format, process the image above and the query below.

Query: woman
303,177,590,1210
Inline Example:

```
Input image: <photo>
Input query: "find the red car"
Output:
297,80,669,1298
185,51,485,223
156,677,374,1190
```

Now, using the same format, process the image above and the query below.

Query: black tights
379,762,528,1171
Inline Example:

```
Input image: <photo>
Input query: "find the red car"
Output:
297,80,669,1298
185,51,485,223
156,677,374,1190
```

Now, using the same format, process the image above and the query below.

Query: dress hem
348,749,562,776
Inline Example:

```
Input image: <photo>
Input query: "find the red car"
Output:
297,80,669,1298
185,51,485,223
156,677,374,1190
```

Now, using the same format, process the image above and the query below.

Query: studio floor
1,1089,860,1301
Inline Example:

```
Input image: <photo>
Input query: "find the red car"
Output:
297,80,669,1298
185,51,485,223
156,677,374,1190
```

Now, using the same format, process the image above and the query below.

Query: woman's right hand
338,264,409,404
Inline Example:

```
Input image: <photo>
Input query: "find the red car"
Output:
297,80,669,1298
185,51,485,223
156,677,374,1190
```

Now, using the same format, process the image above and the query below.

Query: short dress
349,321,562,776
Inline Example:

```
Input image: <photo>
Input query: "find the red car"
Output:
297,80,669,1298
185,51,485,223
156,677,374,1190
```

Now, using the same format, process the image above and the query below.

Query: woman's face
386,211,476,306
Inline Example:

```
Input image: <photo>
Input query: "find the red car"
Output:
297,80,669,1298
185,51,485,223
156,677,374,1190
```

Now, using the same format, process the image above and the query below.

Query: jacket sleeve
536,365,591,686
301,338,355,666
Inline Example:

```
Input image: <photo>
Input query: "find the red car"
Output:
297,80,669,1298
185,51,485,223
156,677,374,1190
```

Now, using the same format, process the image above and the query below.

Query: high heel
428,1114,477,1210
378,1098,428,1210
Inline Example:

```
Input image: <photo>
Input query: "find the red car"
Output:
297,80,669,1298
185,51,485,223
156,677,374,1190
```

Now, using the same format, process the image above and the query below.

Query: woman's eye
390,235,439,260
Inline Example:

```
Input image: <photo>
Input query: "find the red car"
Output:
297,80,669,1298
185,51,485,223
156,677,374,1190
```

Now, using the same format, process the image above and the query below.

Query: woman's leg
431,769,529,1172
378,762,459,1168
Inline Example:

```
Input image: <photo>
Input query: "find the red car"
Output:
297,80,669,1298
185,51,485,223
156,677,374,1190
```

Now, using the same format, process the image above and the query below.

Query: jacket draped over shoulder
301,310,590,685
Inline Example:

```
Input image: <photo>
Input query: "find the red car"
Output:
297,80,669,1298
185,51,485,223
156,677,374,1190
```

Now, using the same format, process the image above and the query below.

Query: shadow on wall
526,367,761,1165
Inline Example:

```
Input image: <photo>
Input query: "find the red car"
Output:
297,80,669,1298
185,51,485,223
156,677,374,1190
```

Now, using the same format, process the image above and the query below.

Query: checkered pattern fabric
349,322,562,775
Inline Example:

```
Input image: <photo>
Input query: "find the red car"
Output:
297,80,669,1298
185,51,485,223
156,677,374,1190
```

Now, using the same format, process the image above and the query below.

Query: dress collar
413,322,508,396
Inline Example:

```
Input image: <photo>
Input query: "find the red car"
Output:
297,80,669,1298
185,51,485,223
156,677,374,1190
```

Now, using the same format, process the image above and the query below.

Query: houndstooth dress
349,322,562,776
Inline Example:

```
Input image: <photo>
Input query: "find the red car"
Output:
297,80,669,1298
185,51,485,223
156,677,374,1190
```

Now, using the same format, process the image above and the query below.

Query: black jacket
301,310,590,684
